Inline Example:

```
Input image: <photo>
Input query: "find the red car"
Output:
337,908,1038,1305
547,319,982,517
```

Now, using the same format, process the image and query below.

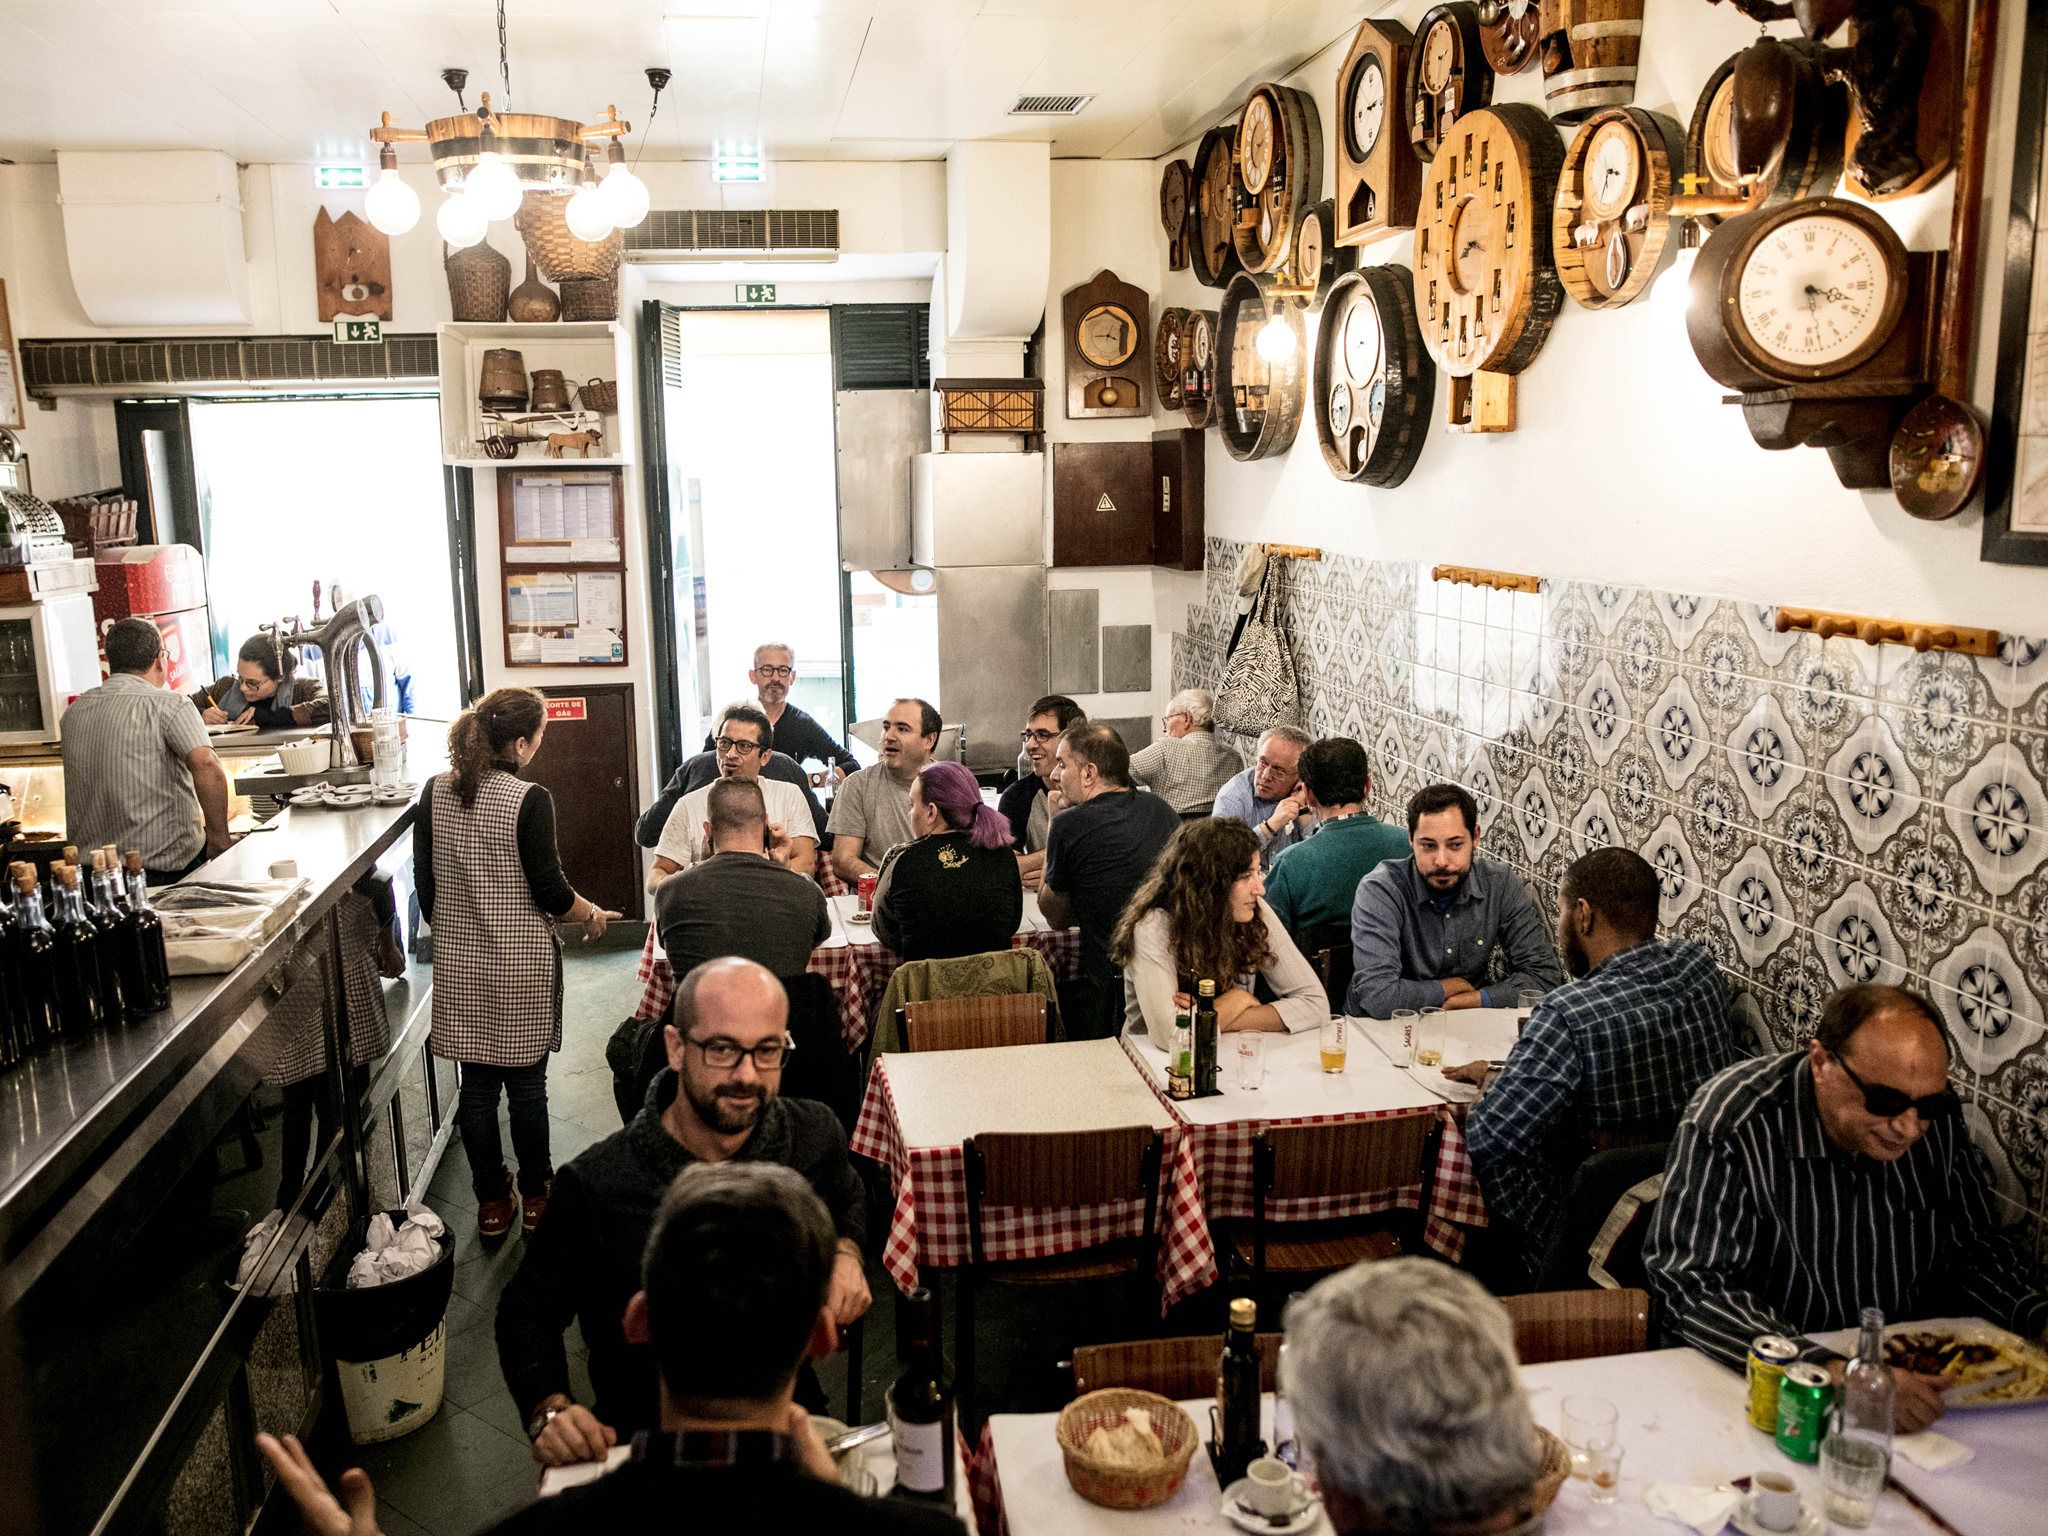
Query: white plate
1729,1492,1824,1536
1220,1476,1321,1534
847,910,872,926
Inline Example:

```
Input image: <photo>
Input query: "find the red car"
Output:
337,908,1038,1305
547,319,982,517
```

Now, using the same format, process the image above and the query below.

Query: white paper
573,626,622,662
504,546,554,563
567,538,619,563
507,574,577,626
575,571,622,631
509,632,542,660
539,636,585,663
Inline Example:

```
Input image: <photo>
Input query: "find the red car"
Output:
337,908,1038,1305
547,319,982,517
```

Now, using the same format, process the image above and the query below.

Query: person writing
1112,818,1326,1039
703,642,859,783
651,705,817,882
872,761,1020,961
828,697,939,883
191,633,331,729
996,694,1083,891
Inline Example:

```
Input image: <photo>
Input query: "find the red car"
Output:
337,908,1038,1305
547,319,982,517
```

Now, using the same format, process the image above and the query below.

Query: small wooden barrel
1540,0,1643,123
478,349,528,408
529,370,571,411
1215,273,1305,462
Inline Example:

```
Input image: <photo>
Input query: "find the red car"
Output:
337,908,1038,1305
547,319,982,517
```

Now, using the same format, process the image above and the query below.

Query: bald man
497,957,870,1466
1647,984,2048,1433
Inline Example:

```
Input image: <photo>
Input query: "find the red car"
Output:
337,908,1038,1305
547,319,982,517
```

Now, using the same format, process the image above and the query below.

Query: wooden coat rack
1431,564,1541,594
1772,606,1999,656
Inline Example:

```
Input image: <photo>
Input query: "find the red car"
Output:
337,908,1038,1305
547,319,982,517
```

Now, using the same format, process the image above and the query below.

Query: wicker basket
558,276,618,322
514,190,622,282
578,377,619,414
1529,1427,1571,1515
445,241,510,322
1055,1390,1198,1511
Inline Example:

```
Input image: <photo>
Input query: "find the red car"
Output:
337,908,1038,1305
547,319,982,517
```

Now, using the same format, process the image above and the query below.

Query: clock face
1295,208,1323,287
1450,198,1494,295
1368,378,1387,426
1193,314,1213,368
1077,304,1137,368
1734,213,1895,371
1421,20,1456,93
1161,163,1187,231
1350,56,1387,161
1240,93,1276,194
1328,381,1352,435
1585,120,1639,221
1342,294,1381,383
1314,267,1431,485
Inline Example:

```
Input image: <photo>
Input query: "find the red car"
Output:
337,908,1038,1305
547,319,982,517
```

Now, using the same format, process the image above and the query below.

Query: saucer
846,910,872,926
1729,1493,1825,1536
1220,1476,1320,1533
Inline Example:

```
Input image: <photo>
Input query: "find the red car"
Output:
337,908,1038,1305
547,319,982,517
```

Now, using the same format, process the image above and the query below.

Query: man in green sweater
1264,738,1411,952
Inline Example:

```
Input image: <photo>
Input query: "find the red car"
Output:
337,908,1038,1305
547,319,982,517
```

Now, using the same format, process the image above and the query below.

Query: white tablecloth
884,1037,1178,1148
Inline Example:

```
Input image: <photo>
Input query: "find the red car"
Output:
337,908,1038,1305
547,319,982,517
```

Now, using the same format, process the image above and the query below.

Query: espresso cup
1245,1457,1302,1517
1752,1471,1801,1532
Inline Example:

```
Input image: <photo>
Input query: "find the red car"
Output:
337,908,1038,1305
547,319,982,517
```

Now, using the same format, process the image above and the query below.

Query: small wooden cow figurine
545,430,601,459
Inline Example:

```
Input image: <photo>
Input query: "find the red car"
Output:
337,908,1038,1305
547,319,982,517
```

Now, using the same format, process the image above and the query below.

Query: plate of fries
1879,1320,2048,1408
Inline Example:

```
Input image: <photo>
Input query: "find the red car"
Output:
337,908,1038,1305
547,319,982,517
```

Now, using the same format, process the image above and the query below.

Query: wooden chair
1499,1288,1650,1364
1230,1114,1439,1289
960,1125,1163,1433
1071,1332,1284,1400
896,992,1049,1053
1300,923,1352,1013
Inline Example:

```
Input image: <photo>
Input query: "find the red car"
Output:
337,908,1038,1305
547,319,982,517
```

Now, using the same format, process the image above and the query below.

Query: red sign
545,698,586,722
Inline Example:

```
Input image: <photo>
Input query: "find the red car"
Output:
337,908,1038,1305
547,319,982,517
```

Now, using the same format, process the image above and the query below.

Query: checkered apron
427,771,563,1067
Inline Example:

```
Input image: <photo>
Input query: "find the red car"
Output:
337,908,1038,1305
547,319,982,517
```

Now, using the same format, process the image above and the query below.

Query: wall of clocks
1335,19,1422,245
1313,266,1434,487
1553,107,1683,310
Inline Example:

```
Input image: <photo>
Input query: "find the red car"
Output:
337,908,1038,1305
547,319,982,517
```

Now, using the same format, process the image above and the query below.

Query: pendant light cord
631,73,668,171
496,0,512,111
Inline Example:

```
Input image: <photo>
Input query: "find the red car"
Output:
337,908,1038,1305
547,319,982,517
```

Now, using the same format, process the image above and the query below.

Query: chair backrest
899,992,1048,1053
1254,1114,1434,1204
1310,941,1354,1015
1534,1142,1672,1292
779,971,864,1134
970,1125,1158,1209
1072,1332,1285,1399
1499,1288,1650,1364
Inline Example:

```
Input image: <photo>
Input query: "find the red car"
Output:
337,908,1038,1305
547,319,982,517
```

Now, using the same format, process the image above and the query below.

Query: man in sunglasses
1646,984,2047,1432
651,704,818,882
498,956,870,1468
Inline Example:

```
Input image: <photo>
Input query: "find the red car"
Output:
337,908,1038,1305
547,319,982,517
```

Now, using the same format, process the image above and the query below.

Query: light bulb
564,183,614,243
436,190,488,248
465,153,525,220
598,162,651,228
1255,312,1296,362
363,166,421,235
1652,242,1699,328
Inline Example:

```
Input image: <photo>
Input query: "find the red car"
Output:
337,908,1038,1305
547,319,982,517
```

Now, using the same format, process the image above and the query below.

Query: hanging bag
1213,557,1300,737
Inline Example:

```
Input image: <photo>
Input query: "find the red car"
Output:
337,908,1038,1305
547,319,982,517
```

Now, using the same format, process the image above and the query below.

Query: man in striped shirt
1646,984,2048,1433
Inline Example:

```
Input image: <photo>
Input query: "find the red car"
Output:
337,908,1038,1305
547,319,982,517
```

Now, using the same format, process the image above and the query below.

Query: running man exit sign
734,284,777,305
332,317,382,344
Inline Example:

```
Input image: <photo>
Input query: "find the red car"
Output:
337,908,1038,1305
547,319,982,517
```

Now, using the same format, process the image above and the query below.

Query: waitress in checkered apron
418,688,621,1240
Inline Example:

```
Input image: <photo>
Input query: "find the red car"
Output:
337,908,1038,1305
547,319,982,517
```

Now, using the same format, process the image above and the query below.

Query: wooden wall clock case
1160,159,1192,270
1232,83,1324,276
1553,107,1684,310
1215,274,1306,461
1682,41,1847,230
1190,126,1245,289
1062,269,1150,419
1408,3,1494,163
1335,18,1423,244
1313,266,1435,488
1180,308,1221,429
1155,306,1188,410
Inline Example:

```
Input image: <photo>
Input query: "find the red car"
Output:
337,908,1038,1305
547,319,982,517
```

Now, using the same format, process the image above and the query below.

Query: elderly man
498,957,872,1466
1126,689,1241,815
1647,984,2048,1433
703,641,859,781
1284,1257,1549,1536
997,694,1084,890
652,704,816,882
829,696,939,883
1346,783,1562,1018
1264,737,1411,948
1213,726,1315,855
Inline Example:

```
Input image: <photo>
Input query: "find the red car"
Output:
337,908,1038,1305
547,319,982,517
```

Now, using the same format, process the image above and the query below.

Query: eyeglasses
753,664,796,679
687,1034,794,1070
713,736,765,756
1019,728,1060,745
1829,1051,1957,1122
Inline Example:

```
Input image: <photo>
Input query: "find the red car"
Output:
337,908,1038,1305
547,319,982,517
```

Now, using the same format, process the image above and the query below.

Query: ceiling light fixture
564,152,616,242
362,143,421,234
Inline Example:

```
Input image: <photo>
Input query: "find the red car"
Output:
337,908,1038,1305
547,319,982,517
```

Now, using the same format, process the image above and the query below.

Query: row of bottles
1168,978,1221,1099
1,846,171,1066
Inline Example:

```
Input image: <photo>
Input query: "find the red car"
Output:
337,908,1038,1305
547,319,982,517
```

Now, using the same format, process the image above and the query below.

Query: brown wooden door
529,683,642,919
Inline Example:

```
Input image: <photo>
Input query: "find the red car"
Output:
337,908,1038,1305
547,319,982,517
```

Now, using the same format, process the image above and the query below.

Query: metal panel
835,390,927,571
1048,587,1099,695
1101,624,1153,693
936,565,1046,770
911,452,1045,567
1101,715,1154,752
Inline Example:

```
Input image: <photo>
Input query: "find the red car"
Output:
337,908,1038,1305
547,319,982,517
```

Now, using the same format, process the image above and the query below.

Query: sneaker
521,1179,552,1235
477,1195,517,1239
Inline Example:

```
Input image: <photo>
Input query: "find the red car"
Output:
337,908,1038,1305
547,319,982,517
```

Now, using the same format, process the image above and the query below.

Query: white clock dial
1736,214,1893,369
1585,122,1638,221
1354,58,1386,159
1329,381,1353,435
1342,295,1382,383
1367,378,1386,427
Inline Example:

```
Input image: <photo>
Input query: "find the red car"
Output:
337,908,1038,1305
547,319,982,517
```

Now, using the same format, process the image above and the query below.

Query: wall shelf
436,320,628,467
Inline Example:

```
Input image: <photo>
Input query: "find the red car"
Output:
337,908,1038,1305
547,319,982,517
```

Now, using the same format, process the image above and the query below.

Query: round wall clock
1077,302,1138,369
1190,126,1245,289
1291,200,1358,314
1477,0,1539,75
1160,158,1192,270
1155,305,1188,409
1215,274,1306,460
1553,107,1684,311
1181,307,1220,428
1684,43,1847,229
1407,3,1492,163
1313,265,1435,487
1232,83,1324,275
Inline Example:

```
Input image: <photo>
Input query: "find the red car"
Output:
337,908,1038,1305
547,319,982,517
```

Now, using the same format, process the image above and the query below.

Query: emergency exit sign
332,317,382,344
735,284,777,305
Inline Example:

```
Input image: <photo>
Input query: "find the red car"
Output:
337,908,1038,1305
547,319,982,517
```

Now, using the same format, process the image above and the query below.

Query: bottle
81,852,129,1026
1169,988,1194,1100
1194,980,1220,1097
888,1286,956,1504
120,851,173,1015
100,846,130,913
7,865,61,1053
0,870,19,1067
48,863,106,1035
1837,1306,1895,1467
1215,1297,1264,1487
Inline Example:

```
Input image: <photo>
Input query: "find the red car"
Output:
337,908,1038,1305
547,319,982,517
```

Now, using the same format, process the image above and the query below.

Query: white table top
881,1037,1177,1150
822,890,1057,949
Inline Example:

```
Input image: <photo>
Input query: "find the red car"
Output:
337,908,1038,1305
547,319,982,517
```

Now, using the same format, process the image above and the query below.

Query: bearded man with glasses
651,703,818,883
1646,983,2048,1433
498,957,870,1468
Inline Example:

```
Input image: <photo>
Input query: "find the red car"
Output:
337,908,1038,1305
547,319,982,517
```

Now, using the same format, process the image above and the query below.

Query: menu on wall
504,569,625,666
504,470,623,563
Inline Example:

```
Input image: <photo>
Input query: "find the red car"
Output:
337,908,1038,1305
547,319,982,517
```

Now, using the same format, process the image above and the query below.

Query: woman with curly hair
1110,817,1326,1039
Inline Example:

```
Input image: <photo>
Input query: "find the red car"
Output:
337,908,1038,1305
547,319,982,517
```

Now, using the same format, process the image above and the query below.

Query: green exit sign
735,284,777,305
332,317,382,344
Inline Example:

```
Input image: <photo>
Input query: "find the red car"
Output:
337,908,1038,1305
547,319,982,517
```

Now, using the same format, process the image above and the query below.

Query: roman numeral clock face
1736,214,1891,369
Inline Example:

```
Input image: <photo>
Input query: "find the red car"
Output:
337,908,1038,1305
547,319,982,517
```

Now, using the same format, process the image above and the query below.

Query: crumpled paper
345,1204,446,1289
1644,1481,1744,1534
1894,1430,1974,1472
231,1209,296,1297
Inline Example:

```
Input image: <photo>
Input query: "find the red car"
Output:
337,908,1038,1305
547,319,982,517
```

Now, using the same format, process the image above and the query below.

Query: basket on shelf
513,191,623,282
49,496,138,551
445,241,511,322
1054,1390,1198,1511
558,276,619,322
578,377,619,414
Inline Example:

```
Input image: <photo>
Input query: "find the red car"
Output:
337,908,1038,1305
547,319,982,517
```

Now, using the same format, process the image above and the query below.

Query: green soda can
1774,1362,1833,1463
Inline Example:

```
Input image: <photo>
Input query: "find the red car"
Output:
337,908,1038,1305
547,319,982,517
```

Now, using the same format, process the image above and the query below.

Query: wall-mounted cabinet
435,321,631,468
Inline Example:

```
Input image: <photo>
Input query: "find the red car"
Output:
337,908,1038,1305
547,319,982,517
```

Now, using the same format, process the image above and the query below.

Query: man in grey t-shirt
62,617,233,882
827,696,936,883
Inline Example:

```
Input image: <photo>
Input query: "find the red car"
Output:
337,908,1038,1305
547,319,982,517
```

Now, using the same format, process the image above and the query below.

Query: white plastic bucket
334,1320,446,1444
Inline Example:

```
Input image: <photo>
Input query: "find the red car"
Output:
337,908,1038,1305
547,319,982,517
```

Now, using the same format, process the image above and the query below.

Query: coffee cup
1752,1471,1800,1531
1245,1457,1303,1517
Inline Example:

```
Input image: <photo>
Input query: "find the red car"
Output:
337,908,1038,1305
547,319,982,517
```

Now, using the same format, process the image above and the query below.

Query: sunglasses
1830,1051,1957,1122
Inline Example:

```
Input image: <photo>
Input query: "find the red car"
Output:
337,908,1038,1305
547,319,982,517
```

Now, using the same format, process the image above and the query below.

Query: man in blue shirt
1345,783,1562,1018
1456,847,1732,1257
1212,725,1315,855
1265,737,1411,951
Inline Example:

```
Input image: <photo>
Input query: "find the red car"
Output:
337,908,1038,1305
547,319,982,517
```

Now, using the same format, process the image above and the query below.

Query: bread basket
578,376,619,413
1529,1426,1571,1514
1054,1389,1198,1510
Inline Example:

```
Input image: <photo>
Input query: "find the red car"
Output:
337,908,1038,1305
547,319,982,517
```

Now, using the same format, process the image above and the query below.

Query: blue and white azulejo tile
1815,880,1909,990
1575,659,1631,768
1512,769,1562,865
1726,694,1805,819
1571,789,1620,859
1718,846,1797,968
1647,674,1710,791
1931,927,2046,1075
1944,740,2046,897
1824,715,1922,856
1653,591,1712,652
1641,813,1706,926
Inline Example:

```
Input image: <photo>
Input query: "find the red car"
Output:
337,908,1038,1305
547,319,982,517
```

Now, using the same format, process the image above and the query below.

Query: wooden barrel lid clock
1062,269,1150,419
1160,159,1193,270
1155,306,1189,410
1412,102,1565,433
1478,0,1541,73
1181,308,1221,428
1190,126,1245,289
1232,83,1323,276
1290,201,1357,315
1314,266,1435,488
1407,4,1493,163
1215,274,1306,460
1335,19,1423,246
1680,42,1847,229
1553,107,1684,310
1536,0,1644,122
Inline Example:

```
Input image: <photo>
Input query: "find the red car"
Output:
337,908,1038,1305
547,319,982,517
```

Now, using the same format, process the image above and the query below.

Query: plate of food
1880,1320,2048,1408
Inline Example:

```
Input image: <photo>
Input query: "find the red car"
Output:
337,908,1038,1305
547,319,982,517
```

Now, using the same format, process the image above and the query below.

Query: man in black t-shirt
700,642,859,778
997,693,1084,891
1041,721,1180,1040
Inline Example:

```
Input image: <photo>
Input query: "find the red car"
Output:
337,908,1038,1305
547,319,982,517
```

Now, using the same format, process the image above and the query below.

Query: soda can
1774,1362,1833,1464
1746,1334,1800,1433
857,872,878,912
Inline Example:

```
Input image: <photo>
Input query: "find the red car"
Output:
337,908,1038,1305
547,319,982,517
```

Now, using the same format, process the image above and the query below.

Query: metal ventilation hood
621,208,840,263
16,335,439,400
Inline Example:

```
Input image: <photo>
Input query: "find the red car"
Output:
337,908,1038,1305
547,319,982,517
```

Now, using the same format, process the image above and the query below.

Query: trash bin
313,1210,456,1444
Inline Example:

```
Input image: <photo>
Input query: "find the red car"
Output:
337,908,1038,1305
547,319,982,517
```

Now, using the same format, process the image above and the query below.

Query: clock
1407,3,1493,164
1160,159,1192,270
1233,83,1323,276
1190,126,1245,290
1335,19,1422,246
1313,265,1435,487
1155,306,1188,410
1291,201,1357,314
1412,102,1564,431
1215,274,1306,460
1681,42,1847,229
1553,107,1684,311
1180,308,1220,429
1061,268,1150,419
1477,0,1540,74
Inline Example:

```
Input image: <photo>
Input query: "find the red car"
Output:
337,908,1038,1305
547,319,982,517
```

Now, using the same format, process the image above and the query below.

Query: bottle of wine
888,1286,956,1504
0,869,21,1067
49,863,106,1035
7,864,61,1053
1193,979,1220,1097
100,846,131,912
1838,1305,1895,1467
81,851,129,1026
120,851,173,1015
1215,1296,1264,1487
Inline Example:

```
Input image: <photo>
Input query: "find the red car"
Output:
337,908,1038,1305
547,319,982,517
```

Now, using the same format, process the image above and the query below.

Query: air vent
18,335,438,398
623,208,840,263
1008,94,1094,117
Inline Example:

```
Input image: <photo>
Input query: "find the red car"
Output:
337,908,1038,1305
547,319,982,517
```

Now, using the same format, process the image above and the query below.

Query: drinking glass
1319,1017,1346,1073
1820,1434,1885,1529
1389,1009,1418,1068
1559,1394,1617,1479
1235,1031,1265,1090
1584,1443,1622,1505
1515,990,1543,1033
1415,1006,1445,1068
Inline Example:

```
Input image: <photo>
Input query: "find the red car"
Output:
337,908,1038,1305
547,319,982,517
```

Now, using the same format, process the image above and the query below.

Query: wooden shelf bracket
1772,606,2000,657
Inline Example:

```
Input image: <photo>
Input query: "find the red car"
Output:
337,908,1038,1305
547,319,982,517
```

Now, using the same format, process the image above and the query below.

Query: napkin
1894,1431,1974,1471
1644,1481,1743,1534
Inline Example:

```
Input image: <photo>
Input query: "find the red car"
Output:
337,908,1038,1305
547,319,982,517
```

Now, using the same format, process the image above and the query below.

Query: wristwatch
528,1404,566,1442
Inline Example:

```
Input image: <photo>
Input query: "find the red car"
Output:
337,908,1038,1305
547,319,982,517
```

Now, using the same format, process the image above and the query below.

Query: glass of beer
1415,1006,1445,1068
1319,1017,1347,1073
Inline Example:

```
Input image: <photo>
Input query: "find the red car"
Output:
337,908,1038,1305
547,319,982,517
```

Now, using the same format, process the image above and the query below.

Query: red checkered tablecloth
848,1054,1218,1316
968,1421,1006,1536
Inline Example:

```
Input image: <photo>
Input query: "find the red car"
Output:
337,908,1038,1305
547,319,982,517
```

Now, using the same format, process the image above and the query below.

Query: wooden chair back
1072,1332,1284,1400
1499,1288,1650,1364
1300,923,1352,1013
963,1125,1162,1265
1254,1114,1435,1204
898,992,1048,1053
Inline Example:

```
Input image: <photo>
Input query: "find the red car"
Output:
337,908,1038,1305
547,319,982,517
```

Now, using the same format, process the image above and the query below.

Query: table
1116,1008,1528,1264
632,892,1082,1048
847,1038,1216,1313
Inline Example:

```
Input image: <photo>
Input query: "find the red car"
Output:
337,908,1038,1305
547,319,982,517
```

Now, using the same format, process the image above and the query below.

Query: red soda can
858,872,878,911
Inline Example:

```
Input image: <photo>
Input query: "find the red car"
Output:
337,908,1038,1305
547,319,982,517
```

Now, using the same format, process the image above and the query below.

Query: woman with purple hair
871,760,1024,961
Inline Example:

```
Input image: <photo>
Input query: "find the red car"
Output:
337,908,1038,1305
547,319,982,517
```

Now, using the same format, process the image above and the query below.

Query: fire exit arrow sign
735,284,777,304
332,317,382,344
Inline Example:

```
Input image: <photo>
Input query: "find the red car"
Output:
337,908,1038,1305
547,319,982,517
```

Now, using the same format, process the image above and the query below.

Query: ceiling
0,1,1377,167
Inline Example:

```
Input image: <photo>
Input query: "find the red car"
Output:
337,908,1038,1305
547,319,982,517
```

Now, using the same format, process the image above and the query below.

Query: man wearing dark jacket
496,957,871,1467
638,742,830,843
700,643,859,777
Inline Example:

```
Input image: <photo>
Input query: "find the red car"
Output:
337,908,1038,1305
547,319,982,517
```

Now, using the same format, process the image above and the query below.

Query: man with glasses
499,956,870,1467
828,697,939,884
703,641,859,783
1646,983,2048,1433
1126,688,1240,816
639,698,829,847
1213,725,1316,854
651,704,817,882
997,694,1083,890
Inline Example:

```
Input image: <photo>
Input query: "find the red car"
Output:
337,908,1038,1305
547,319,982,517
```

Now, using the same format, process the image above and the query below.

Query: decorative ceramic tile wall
1175,539,2048,1273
